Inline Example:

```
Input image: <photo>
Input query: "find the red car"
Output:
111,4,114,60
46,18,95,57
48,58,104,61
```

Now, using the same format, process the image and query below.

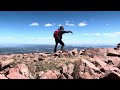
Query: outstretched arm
62,31,73,34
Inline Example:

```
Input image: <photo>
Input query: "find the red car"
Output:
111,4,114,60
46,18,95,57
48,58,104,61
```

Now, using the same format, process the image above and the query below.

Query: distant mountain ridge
0,44,115,55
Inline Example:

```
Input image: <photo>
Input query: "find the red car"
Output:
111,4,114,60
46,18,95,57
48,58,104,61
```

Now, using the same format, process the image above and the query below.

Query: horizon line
0,43,116,46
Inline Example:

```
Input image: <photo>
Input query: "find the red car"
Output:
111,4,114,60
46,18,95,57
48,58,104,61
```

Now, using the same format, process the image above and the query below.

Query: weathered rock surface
0,43,120,79
39,70,57,79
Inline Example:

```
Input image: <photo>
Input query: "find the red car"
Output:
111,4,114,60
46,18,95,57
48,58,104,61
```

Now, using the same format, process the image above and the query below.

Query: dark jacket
58,30,72,39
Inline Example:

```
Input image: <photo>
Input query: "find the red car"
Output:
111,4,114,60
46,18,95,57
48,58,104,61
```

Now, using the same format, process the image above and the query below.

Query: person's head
59,26,64,30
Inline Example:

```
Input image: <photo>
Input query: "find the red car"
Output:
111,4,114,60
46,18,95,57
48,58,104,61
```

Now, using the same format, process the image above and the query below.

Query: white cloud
31,38,35,39
81,32,120,37
78,21,88,26
94,33,101,36
25,37,53,40
65,21,75,26
7,37,16,39
106,24,109,26
66,23,75,26
83,33,101,36
53,23,56,25
29,22,39,26
102,32,120,37
58,24,62,26
44,23,53,27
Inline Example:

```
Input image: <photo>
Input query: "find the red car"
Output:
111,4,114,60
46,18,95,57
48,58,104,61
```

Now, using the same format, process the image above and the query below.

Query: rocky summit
0,45,120,79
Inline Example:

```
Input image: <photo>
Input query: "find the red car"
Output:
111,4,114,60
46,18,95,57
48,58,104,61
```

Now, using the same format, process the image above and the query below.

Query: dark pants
54,38,65,53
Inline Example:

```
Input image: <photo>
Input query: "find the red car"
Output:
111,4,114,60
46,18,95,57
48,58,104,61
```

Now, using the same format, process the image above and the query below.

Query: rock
79,49,85,55
68,52,73,57
2,46,120,79
80,59,100,71
33,58,39,62
39,76,48,79
53,70,61,78
106,57,120,66
117,63,120,69
94,60,107,68
59,74,67,79
83,48,107,57
26,58,32,61
9,67,20,74
69,48,78,56
116,43,120,49
62,51,70,57
114,48,118,50
7,72,29,79
101,65,110,72
73,59,100,79
34,53,47,59
39,53,47,57
54,52,62,58
40,70,57,79
68,74,73,79
0,59,14,69
79,65,85,72
4,55,13,60
0,66,10,74
39,71,45,76
62,53,69,58
38,58,44,61
91,55,105,61
86,67,101,79
100,65,120,74
17,64,30,77
0,74,8,79
79,72,93,79
98,48,109,56
62,65,68,74
38,71,45,78
107,47,120,57
68,63,74,75
109,66,120,72
7,67,29,79
107,52,120,57
100,71,120,79
117,43,120,46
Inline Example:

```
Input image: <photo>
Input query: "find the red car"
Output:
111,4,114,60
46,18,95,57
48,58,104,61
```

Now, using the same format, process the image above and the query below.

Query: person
53,26,73,53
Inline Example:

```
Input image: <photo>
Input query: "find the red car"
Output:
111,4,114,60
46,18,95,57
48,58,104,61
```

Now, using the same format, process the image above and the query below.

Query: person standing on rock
53,26,73,53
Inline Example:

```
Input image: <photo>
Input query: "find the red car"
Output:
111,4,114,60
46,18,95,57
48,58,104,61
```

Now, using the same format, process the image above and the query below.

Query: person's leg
59,40,65,51
54,39,58,53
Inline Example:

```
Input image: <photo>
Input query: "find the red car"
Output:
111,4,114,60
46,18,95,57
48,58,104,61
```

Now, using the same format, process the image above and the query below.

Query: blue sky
0,11,120,45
